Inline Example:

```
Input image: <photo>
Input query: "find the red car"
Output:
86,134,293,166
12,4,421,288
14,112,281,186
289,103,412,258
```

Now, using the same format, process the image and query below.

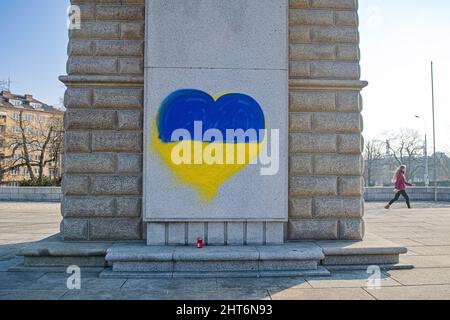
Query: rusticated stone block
289,61,311,77
289,198,313,218
91,175,141,195
117,153,142,173
68,56,118,75
290,155,313,175
314,154,363,175
62,196,115,218
118,110,142,130
288,219,339,240
339,176,364,196
65,110,116,130
120,22,145,40
62,175,89,195
290,176,337,196
290,133,337,153
311,61,360,79
290,9,334,26
64,88,92,109
290,91,335,112
289,25,310,43
311,0,357,10
310,26,359,43
289,0,309,9
89,218,142,240
64,132,90,152
93,88,143,109
65,153,116,174
91,132,142,152
314,198,363,218
119,57,144,74
337,91,362,112
290,44,335,60
96,5,145,21
116,197,142,218
289,113,312,132
70,22,120,40
312,112,362,133
61,219,89,241
338,134,364,154
94,40,144,56
337,44,360,61
335,11,359,27
69,39,93,56
339,218,365,240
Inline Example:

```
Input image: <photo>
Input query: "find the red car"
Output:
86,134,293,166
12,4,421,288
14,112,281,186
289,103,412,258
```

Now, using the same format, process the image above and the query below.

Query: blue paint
157,89,265,143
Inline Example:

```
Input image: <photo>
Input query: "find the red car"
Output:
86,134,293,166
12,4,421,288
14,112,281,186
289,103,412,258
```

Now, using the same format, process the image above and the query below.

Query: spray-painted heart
153,89,266,201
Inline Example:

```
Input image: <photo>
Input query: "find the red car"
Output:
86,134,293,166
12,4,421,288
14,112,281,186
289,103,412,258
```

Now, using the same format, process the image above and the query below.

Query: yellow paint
152,129,265,201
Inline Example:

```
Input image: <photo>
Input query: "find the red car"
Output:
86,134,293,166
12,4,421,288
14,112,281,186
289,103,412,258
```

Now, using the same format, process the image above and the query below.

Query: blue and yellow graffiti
153,89,266,201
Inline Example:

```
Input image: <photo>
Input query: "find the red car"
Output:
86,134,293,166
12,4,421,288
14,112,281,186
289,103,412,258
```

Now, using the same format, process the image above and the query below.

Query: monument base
12,234,411,276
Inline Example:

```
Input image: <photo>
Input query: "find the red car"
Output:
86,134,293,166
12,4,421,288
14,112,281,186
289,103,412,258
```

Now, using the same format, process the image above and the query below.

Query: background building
0,90,64,186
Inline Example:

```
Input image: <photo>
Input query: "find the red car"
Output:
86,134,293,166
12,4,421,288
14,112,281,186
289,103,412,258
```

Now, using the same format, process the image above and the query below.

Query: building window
30,103,42,110
9,99,22,106
12,127,21,133
26,128,33,134
37,115,46,123
13,112,20,120
0,125,5,133
25,114,34,122
11,168,19,176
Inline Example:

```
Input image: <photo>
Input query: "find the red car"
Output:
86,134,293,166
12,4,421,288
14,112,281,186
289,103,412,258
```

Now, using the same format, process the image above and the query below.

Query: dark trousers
389,190,411,208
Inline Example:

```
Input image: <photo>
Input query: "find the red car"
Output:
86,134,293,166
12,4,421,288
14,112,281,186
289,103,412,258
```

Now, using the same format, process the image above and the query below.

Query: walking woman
385,165,415,209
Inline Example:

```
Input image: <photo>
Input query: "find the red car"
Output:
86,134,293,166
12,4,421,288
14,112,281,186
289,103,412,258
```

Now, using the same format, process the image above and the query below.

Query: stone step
102,242,329,278
314,233,412,270
16,238,112,268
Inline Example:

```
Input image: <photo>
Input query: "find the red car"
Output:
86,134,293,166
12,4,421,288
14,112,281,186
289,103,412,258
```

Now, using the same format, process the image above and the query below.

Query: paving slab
122,278,218,291
365,285,450,300
305,271,403,289
0,290,67,300
400,255,450,268
269,288,375,300
387,268,450,286
216,277,312,290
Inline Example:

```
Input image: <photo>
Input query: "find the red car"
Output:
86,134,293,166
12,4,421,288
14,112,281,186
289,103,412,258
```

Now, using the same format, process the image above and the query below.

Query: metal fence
365,187,450,202
0,187,62,202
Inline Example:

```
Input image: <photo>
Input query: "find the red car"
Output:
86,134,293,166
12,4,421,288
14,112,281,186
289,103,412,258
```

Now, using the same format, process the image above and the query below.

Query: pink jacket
395,173,412,191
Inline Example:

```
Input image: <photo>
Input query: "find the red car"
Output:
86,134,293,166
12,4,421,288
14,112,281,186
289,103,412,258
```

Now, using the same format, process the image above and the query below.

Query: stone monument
15,0,409,277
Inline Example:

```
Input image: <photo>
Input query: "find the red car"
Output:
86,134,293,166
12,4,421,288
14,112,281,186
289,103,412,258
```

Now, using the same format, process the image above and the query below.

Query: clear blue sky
0,0,449,152
0,0,70,106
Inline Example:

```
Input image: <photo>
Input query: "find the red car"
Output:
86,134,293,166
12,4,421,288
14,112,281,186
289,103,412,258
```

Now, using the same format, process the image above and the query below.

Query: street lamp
415,115,429,187
431,62,438,201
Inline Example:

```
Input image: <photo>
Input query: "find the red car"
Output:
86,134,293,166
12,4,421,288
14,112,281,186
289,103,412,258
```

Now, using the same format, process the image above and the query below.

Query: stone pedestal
60,0,366,244
143,0,288,245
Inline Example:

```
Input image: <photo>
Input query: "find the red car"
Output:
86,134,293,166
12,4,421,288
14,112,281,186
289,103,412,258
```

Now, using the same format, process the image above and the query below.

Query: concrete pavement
1,201,450,300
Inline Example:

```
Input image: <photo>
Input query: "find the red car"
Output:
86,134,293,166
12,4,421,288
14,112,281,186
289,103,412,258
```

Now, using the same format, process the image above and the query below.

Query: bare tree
385,129,424,182
0,111,64,185
364,139,384,186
